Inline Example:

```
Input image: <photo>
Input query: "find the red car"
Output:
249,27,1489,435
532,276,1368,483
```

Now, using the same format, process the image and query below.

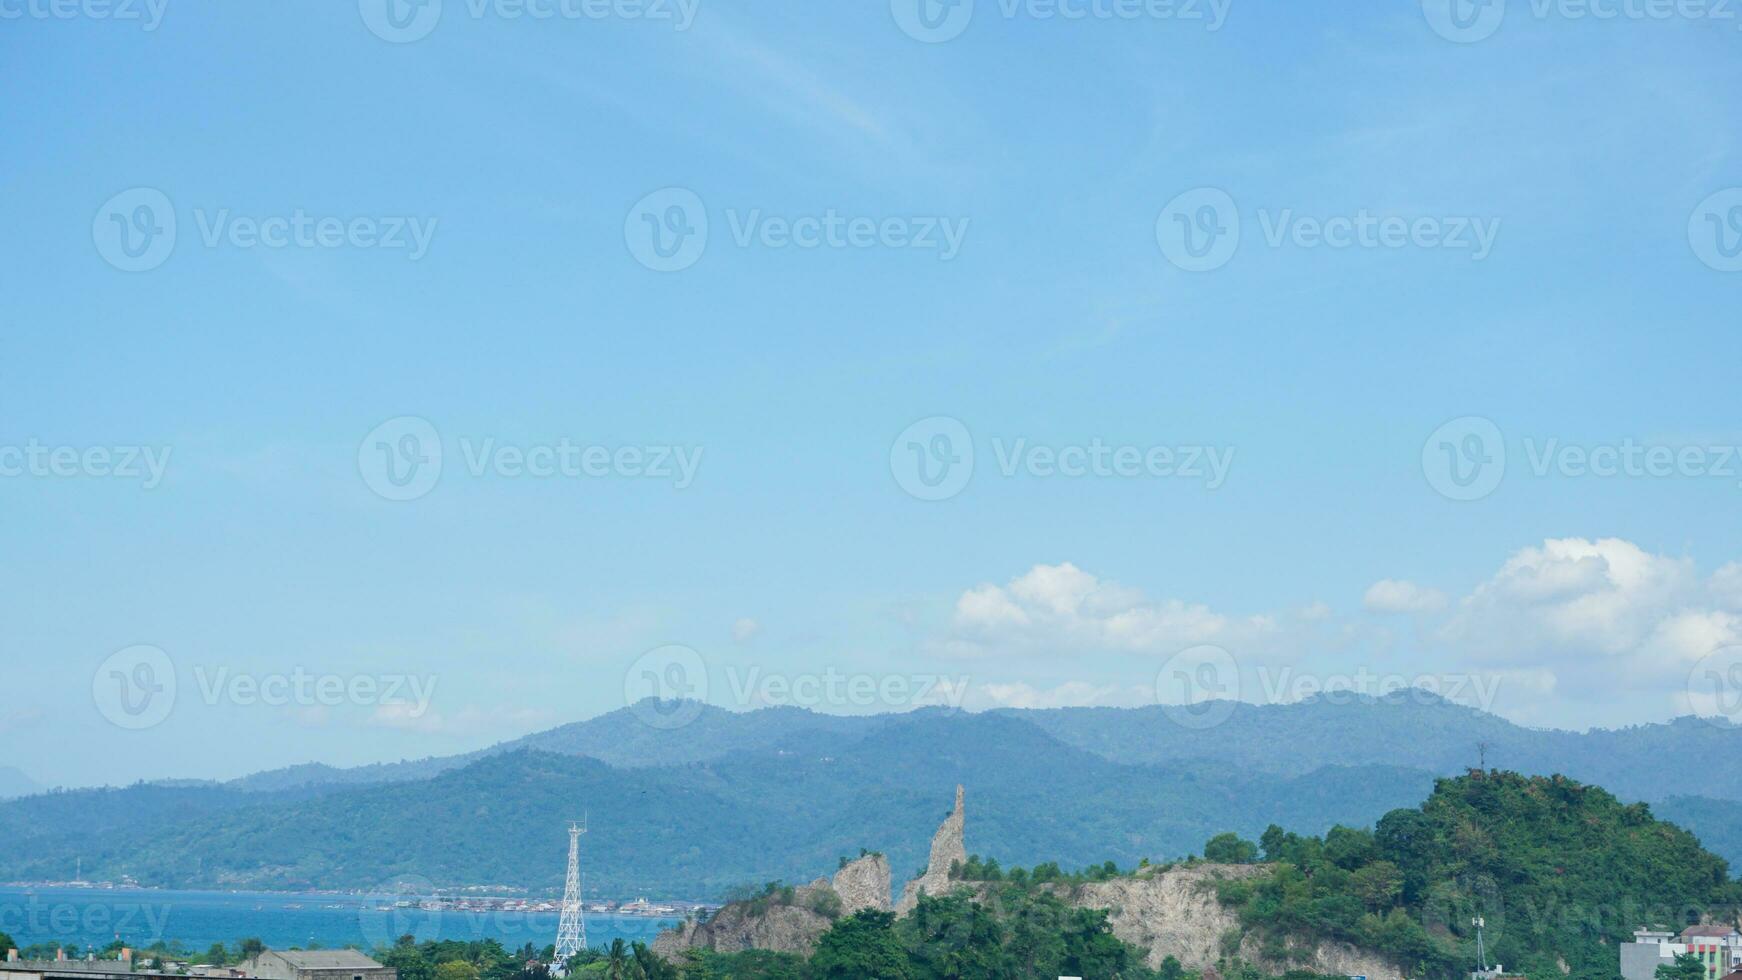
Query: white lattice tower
554,820,587,963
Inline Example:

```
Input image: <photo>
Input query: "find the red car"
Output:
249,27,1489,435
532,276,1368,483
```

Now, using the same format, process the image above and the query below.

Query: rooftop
256,952,385,970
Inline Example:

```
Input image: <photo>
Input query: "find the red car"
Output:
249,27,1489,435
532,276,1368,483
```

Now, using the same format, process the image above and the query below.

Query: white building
1620,926,1742,980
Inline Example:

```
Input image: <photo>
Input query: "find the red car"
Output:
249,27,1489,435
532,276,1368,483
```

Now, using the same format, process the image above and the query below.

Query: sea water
0,886,676,955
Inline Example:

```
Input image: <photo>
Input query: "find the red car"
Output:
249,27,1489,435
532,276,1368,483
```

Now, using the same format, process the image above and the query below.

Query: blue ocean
0,887,676,955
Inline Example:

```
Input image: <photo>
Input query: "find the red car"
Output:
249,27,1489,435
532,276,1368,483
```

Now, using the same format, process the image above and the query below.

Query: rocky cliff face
649,902,830,959
654,785,1404,980
896,783,964,914
832,852,892,915
653,848,891,960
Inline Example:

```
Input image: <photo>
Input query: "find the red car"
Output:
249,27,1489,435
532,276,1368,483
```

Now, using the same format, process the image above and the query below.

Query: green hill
1218,771,1742,980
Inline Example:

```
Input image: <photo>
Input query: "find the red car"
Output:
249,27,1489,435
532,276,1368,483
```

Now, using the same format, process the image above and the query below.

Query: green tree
0,932,16,958
1203,832,1259,864
900,892,1007,979
1658,953,1709,980
434,961,480,980
810,910,912,980
1348,861,1403,910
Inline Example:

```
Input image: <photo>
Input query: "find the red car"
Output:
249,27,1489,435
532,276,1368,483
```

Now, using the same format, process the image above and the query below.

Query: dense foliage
1213,771,1742,980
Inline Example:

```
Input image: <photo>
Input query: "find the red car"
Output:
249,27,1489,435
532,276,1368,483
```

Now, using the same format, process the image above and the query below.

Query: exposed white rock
897,784,965,914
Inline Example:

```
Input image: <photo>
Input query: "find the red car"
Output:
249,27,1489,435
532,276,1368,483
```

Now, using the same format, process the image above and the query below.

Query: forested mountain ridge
9,696,1742,900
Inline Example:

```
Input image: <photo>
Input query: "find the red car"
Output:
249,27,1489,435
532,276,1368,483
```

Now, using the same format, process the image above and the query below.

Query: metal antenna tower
1473,916,1488,972
554,819,588,966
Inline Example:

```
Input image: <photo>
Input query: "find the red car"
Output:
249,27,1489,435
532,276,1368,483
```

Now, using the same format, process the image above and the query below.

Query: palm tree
604,939,628,980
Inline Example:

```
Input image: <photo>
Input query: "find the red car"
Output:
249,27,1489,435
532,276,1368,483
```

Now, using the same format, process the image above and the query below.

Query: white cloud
974,680,1142,710
731,617,762,643
1437,537,1705,667
1363,579,1448,614
929,540,1742,729
944,562,1277,659
1711,562,1742,610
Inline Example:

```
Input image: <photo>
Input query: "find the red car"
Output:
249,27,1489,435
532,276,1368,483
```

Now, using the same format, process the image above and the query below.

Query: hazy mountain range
0,766,43,800
5,694,1740,900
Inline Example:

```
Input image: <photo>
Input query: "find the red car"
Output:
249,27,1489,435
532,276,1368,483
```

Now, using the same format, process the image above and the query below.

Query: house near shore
238,951,396,980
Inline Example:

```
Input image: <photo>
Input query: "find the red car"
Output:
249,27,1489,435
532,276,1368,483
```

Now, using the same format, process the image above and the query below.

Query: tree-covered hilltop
1213,771,1742,980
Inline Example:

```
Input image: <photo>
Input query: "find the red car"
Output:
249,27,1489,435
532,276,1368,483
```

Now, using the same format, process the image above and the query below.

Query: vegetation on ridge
1213,771,1742,980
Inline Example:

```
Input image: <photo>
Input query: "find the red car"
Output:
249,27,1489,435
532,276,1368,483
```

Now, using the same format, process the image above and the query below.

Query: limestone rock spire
897,784,965,913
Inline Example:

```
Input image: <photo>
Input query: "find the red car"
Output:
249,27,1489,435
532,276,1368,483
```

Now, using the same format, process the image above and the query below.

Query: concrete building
1621,926,1742,980
238,951,396,980
0,951,141,980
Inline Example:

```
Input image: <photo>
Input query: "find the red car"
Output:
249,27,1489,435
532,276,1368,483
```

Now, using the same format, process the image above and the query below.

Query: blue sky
4,0,1742,787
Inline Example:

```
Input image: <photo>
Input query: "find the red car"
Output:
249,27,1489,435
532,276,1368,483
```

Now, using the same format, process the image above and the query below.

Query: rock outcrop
653,848,891,960
896,784,965,913
653,785,1406,980
832,852,892,915
649,902,831,959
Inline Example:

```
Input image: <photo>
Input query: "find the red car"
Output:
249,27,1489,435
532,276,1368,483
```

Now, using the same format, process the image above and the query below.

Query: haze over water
0,887,675,954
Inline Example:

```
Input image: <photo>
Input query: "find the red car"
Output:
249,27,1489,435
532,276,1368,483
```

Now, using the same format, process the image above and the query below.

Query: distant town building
1621,926,1742,980
239,951,396,980
0,949,138,980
